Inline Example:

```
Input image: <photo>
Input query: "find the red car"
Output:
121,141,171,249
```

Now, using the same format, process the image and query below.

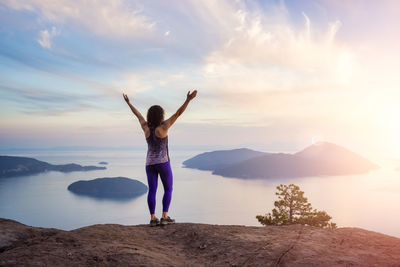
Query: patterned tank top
146,126,170,166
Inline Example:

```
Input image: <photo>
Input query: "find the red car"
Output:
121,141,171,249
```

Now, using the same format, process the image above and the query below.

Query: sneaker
160,216,175,226
149,217,160,227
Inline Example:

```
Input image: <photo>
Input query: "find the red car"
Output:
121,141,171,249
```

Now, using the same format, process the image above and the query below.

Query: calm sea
1,148,400,237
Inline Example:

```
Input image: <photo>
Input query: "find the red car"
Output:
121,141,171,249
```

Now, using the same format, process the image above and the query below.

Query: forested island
67,177,148,200
184,142,379,179
183,148,268,171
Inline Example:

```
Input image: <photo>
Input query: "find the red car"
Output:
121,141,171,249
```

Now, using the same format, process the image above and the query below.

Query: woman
123,90,197,226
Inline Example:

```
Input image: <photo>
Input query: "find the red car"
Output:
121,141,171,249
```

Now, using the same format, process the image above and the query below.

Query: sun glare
336,51,356,85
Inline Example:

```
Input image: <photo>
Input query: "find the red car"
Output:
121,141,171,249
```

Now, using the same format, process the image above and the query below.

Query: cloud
203,9,351,81
3,0,156,38
37,26,57,49
0,84,101,116
3,0,357,119
195,4,358,119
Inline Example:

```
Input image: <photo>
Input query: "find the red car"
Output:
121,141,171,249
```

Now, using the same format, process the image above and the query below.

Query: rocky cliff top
1,218,400,266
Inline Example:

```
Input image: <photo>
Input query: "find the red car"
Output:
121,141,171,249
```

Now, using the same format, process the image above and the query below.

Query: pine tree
256,184,336,229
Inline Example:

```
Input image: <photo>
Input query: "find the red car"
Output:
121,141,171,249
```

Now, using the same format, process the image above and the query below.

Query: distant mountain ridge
0,156,106,178
182,148,268,171
184,142,379,179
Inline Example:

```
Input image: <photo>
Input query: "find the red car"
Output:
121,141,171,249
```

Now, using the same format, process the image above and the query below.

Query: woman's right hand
123,93,130,104
186,90,197,101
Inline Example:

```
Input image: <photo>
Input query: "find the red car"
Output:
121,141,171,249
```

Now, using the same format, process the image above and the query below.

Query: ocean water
1,148,400,238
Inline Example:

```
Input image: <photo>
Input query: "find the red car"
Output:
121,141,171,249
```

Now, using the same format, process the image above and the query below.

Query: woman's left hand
186,90,197,101
123,93,130,104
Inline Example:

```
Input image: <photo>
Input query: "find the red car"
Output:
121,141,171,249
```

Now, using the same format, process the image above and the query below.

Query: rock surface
1,218,400,266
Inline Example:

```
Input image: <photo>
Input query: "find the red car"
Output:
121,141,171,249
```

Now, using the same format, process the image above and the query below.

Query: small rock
199,244,207,250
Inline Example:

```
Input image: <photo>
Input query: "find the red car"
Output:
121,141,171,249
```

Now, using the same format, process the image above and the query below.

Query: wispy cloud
0,85,101,116
3,0,156,38
202,8,352,91
174,2,359,128
37,26,57,49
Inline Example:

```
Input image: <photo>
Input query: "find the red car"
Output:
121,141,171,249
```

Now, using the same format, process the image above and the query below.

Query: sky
1,0,400,158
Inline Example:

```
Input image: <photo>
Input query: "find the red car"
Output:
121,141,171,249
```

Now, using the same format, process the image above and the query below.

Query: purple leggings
145,161,173,215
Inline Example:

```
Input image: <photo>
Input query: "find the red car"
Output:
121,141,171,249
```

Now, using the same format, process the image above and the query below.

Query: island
67,177,148,200
184,142,379,179
0,156,106,178
1,218,400,266
182,148,268,171
98,161,108,165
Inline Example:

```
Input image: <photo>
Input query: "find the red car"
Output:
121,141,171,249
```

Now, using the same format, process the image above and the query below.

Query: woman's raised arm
161,90,197,131
123,93,148,131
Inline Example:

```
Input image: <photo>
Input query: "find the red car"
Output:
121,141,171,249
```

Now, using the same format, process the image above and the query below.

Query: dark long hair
147,105,164,128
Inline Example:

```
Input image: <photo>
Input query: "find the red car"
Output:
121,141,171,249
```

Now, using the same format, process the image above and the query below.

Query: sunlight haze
1,0,399,160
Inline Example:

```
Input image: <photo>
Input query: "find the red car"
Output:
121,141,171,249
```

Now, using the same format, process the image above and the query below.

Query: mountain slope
186,142,379,179
213,153,318,179
182,148,268,171
295,142,378,169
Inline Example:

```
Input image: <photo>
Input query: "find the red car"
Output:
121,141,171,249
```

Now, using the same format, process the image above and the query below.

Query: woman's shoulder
155,124,168,139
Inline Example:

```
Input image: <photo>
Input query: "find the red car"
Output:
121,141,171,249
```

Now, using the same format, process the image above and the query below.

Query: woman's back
146,125,169,165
